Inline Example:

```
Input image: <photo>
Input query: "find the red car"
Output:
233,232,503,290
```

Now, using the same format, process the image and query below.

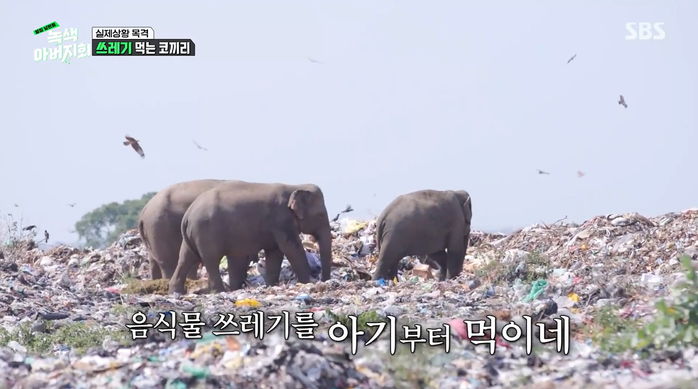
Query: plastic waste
235,298,262,308
305,252,322,278
523,279,548,302
341,219,368,235
1,208,697,387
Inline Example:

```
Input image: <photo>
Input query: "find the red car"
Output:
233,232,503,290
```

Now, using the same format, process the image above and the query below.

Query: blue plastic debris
484,286,496,297
295,293,312,303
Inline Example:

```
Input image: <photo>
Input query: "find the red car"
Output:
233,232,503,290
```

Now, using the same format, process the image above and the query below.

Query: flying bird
193,140,208,151
23,225,37,231
567,54,576,64
577,171,585,178
618,95,628,108
537,169,551,175
68,203,76,207
331,204,354,222
13,204,19,207
123,136,145,158
44,230,49,243
307,57,323,64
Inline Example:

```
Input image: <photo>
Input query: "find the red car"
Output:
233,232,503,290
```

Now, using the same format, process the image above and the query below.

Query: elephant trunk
315,228,333,281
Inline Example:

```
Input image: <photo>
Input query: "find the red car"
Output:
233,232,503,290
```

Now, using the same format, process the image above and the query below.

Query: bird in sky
331,204,354,222
537,169,551,175
13,204,19,207
577,171,586,178
123,136,145,158
567,54,576,64
44,230,49,243
68,203,76,207
307,57,323,64
618,95,628,108
23,225,37,231
193,140,208,151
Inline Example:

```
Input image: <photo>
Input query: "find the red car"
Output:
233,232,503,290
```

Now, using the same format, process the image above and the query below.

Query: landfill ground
1,210,698,389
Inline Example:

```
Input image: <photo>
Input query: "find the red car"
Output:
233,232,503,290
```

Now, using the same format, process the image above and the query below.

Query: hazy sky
1,1,696,245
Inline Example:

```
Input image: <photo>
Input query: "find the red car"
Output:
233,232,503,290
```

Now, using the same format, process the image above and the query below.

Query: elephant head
288,185,333,280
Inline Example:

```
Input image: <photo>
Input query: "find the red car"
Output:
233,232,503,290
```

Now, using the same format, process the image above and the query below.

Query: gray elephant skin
373,189,472,281
169,181,333,293
139,179,226,280
139,179,264,285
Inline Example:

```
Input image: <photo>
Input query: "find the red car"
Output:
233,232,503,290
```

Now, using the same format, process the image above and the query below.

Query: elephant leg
149,257,163,279
274,233,311,283
186,263,200,280
446,237,466,279
263,249,284,286
158,247,179,279
373,246,402,280
227,256,250,291
428,251,448,281
169,243,198,294
227,257,235,288
201,254,226,293
389,257,401,280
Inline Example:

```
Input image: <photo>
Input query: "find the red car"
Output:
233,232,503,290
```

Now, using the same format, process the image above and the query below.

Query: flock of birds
20,224,49,244
535,54,628,178
567,53,628,109
122,136,210,159
122,54,629,181
120,59,327,159
11,54,629,245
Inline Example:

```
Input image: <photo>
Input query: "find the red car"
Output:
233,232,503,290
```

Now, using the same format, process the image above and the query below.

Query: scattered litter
234,298,262,308
523,279,548,302
0,209,697,387
412,263,433,280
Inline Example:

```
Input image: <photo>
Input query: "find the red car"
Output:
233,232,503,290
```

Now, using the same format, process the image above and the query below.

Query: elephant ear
456,191,472,227
463,195,472,225
288,190,311,220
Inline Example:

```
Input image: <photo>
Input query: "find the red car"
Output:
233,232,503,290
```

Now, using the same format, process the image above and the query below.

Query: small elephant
169,181,333,293
138,179,259,284
373,189,472,281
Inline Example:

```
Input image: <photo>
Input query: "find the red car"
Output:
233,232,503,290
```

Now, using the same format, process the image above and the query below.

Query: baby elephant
373,190,472,281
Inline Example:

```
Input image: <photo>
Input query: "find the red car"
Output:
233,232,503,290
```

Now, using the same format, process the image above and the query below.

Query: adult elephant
373,190,472,281
139,179,226,280
169,181,333,293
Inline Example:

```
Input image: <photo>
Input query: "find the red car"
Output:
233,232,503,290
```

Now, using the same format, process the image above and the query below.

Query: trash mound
0,209,697,388
6,229,151,292
473,210,698,275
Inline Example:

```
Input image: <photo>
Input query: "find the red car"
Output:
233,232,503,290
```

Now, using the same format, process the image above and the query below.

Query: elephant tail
180,217,203,263
138,220,151,251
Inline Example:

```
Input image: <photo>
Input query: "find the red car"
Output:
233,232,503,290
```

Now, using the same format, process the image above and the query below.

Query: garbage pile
0,209,697,388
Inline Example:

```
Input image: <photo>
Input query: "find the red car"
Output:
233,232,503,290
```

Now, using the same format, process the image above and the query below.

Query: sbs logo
625,22,666,40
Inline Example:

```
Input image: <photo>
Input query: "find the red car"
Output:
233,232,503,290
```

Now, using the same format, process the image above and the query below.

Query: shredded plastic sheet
523,279,548,302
